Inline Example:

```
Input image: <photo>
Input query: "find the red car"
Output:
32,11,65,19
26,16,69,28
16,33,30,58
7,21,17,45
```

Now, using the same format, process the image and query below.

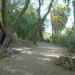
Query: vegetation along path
0,42,75,75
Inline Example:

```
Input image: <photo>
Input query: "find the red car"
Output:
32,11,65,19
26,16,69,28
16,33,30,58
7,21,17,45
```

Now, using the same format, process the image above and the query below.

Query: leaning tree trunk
1,0,30,51
39,0,54,40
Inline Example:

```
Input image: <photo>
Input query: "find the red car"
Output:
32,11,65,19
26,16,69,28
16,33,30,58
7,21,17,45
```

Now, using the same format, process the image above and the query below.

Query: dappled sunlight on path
0,42,75,75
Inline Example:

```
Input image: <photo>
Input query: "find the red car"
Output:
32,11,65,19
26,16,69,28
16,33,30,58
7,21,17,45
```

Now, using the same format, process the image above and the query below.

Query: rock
55,55,75,70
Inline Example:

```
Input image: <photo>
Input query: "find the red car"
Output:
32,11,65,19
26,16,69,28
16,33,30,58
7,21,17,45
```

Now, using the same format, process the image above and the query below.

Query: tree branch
42,0,54,23
37,0,42,21
8,0,30,34
12,0,30,29
2,0,30,48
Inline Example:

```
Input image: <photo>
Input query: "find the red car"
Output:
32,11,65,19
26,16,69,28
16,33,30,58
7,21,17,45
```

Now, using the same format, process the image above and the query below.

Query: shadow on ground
0,42,75,75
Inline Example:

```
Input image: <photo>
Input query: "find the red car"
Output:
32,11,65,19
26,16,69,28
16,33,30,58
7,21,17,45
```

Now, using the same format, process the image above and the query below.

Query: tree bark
72,0,75,29
1,0,8,32
2,0,30,49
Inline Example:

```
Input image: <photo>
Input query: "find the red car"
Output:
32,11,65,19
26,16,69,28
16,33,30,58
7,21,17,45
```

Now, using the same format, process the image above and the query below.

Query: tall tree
34,0,54,44
51,1,70,42
1,0,30,49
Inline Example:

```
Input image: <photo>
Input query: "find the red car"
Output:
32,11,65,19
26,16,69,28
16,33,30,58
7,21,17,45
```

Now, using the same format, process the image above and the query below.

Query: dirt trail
0,42,75,75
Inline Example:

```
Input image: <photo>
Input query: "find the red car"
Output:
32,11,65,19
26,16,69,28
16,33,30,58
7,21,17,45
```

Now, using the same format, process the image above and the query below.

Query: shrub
53,28,75,50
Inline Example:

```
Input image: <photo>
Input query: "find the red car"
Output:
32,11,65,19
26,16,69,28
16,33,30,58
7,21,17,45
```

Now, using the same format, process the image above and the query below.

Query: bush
53,28,75,50
64,29,75,49
8,6,38,41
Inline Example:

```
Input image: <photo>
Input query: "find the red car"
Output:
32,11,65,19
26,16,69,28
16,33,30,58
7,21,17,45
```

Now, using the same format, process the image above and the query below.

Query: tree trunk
72,0,75,29
1,0,8,32
2,0,30,49
34,0,54,44
37,0,54,41
52,24,54,42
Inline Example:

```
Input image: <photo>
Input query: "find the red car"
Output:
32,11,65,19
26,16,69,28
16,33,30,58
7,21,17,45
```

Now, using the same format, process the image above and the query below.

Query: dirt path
0,42,75,75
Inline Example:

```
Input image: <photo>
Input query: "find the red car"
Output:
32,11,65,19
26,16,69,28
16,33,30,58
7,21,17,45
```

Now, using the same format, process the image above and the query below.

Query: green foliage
64,29,75,49
53,28,75,50
51,3,69,35
8,5,38,41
